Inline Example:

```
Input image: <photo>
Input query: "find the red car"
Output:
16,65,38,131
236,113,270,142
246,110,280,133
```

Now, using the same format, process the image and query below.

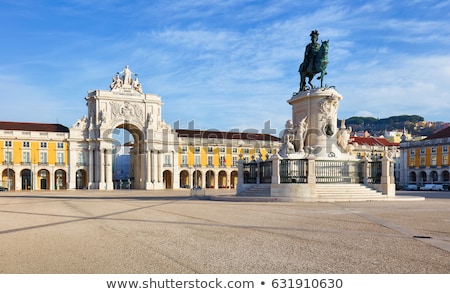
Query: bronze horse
299,40,329,91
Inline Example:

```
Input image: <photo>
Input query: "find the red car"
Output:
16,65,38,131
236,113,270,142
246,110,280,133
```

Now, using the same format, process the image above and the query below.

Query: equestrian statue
298,30,329,91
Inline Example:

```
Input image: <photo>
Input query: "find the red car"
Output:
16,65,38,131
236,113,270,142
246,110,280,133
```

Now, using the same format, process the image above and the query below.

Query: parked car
0,186,8,191
404,184,418,191
420,184,444,191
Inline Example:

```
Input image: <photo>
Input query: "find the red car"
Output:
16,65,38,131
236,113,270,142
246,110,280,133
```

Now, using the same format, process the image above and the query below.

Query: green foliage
338,115,426,135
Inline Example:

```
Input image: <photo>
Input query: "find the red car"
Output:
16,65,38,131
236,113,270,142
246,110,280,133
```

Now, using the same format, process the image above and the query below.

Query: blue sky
1,0,450,135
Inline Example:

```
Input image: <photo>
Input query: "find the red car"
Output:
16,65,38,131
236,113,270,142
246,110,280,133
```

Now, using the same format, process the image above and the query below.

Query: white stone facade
69,66,179,190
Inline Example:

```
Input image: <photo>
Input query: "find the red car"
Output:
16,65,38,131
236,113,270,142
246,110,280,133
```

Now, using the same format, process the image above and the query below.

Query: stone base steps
224,183,424,202
315,184,384,199
237,185,271,197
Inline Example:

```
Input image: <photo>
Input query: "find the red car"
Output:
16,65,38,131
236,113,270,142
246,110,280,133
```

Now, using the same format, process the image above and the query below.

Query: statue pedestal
288,88,346,159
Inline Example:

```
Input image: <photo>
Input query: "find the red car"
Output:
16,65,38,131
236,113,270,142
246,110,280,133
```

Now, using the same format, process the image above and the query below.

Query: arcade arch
1,169,15,191
163,170,172,189
55,169,67,190
218,170,227,188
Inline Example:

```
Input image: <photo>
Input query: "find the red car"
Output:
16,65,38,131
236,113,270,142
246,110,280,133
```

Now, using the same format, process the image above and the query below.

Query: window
78,153,86,165
420,157,426,167
4,151,13,164
443,155,448,166
232,156,238,167
22,151,31,164
56,152,65,165
4,141,12,147
431,147,436,153
194,155,201,167
57,142,64,149
40,152,48,164
40,142,47,148
431,155,437,166
220,156,226,166
409,157,415,167
207,147,214,153
220,147,226,153
420,148,425,155
444,146,448,153
181,146,187,152
181,155,188,166
410,149,415,155
232,148,237,153
23,141,30,148
244,148,250,154
194,146,200,153
207,155,213,167
164,155,171,167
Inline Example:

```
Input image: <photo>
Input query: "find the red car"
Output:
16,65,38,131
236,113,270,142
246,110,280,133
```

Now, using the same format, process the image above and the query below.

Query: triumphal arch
69,66,178,190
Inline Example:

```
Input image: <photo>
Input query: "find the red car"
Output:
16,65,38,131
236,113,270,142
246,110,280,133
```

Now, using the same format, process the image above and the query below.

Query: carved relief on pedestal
279,116,308,157
319,94,340,137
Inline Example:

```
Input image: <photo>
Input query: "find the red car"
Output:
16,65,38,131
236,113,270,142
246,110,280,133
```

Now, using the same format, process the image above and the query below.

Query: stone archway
442,170,449,183
218,170,227,188
163,170,172,189
75,169,87,189
37,169,50,190
230,170,238,188
69,66,178,190
193,170,202,188
55,169,67,190
419,171,427,185
206,170,215,188
2,169,15,191
113,123,146,190
179,170,189,188
430,170,438,183
21,169,31,190
408,171,417,184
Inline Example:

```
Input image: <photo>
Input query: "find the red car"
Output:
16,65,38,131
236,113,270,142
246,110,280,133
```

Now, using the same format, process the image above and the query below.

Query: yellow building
176,129,280,189
400,126,450,188
0,121,69,191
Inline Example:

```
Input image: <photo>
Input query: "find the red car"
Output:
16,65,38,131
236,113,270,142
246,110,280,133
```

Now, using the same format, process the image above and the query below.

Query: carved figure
121,65,133,85
133,77,143,93
293,116,308,153
110,74,123,90
337,120,352,153
299,30,329,91
279,120,295,156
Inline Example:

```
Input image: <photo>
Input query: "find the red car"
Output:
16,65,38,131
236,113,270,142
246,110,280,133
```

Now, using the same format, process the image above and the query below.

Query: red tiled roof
424,126,450,140
350,136,399,147
0,121,69,133
176,129,280,142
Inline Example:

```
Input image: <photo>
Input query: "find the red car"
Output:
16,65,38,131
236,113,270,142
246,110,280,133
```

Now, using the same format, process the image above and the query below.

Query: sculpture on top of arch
110,65,143,93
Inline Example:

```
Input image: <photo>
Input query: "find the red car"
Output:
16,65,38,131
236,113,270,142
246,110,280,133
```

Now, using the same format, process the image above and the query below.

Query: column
236,158,245,194
271,154,281,184
49,169,54,190
381,156,395,197
99,148,105,190
145,149,152,190
307,155,316,184
214,171,219,189
105,148,113,190
88,147,94,188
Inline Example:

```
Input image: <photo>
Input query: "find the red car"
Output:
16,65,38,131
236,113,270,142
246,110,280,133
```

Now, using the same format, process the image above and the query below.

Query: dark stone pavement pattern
0,190,449,274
